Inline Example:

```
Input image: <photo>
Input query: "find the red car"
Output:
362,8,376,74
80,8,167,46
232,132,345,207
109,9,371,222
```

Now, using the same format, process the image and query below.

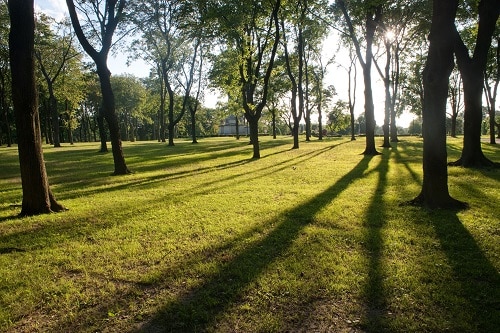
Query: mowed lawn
0,136,498,332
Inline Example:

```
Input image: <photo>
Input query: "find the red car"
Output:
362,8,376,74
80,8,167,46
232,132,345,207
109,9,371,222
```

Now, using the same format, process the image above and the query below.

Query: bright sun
385,30,396,41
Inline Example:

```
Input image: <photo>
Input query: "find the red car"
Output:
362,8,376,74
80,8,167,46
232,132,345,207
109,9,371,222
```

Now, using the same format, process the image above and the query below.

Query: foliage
327,99,351,133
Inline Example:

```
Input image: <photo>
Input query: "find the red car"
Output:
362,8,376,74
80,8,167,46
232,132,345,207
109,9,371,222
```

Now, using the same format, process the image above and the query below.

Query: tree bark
410,0,466,209
8,0,65,216
380,39,392,148
96,59,129,174
97,107,108,152
66,0,130,175
240,0,280,158
449,0,499,168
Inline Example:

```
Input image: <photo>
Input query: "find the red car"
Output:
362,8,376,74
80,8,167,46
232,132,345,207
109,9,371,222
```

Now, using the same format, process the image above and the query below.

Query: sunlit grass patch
0,136,498,332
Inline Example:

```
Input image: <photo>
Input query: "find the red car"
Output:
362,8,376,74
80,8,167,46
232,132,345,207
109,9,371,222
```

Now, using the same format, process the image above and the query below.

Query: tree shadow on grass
430,211,500,332
135,155,374,332
360,149,392,331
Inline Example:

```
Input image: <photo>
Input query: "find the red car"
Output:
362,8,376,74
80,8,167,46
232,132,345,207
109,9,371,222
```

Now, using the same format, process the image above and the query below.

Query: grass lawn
0,136,498,332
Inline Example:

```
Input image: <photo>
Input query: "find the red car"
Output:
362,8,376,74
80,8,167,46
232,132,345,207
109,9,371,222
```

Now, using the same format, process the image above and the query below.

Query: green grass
0,136,498,332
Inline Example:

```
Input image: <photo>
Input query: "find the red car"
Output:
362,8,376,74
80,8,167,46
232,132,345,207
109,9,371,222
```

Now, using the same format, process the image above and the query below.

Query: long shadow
430,211,500,332
135,155,374,332
361,147,391,331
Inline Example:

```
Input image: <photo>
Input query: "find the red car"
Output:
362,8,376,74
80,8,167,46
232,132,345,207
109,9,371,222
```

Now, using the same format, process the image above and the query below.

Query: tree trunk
190,108,198,144
318,102,323,141
449,0,499,168
271,107,277,139
361,10,380,155
486,85,497,144
96,62,129,173
362,64,379,154
47,82,61,147
97,107,108,152
451,113,457,137
410,0,466,209
248,117,260,159
381,40,392,148
450,66,497,167
8,0,65,215
390,43,401,143
1,85,12,146
292,123,300,149
381,77,391,147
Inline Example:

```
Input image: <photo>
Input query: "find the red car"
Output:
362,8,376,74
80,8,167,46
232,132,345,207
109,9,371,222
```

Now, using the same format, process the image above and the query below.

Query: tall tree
66,0,130,174
131,0,204,146
34,15,78,148
449,0,499,168
448,69,463,137
212,0,281,158
336,0,382,155
373,1,428,144
484,36,499,143
0,1,12,147
410,0,466,209
337,46,357,141
8,0,66,215
281,15,303,149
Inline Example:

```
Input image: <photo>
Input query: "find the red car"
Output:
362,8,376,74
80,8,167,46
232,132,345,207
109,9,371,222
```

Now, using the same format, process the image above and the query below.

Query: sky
34,0,416,128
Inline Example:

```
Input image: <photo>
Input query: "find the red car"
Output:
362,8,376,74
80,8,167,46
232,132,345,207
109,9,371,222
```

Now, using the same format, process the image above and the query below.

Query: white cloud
34,0,68,20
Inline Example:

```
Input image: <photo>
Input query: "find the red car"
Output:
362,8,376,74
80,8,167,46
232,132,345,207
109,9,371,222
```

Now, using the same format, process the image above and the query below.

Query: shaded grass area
0,136,498,332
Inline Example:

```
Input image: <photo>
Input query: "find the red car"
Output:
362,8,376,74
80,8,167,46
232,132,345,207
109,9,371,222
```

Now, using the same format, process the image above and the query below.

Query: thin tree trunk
338,1,380,155
97,107,108,152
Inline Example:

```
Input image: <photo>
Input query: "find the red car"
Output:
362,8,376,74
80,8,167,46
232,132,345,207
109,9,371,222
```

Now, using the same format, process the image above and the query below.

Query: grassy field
0,136,498,332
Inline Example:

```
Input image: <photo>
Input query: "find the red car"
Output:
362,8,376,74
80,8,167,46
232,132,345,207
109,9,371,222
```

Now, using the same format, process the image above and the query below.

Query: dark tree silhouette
410,0,467,209
449,0,499,168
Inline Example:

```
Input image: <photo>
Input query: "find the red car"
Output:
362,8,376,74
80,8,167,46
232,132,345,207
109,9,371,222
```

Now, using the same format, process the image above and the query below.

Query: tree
8,0,65,215
336,0,382,155
66,0,130,174
281,14,303,149
399,50,426,119
327,100,350,134
34,15,78,147
410,0,466,209
372,1,428,144
337,46,357,141
448,69,463,137
111,74,147,142
484,35,499,143
310,62,325,140
0,1,12,147
131,0,205,147
207,48,243,139
212,0,281,158
449,0,499,168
